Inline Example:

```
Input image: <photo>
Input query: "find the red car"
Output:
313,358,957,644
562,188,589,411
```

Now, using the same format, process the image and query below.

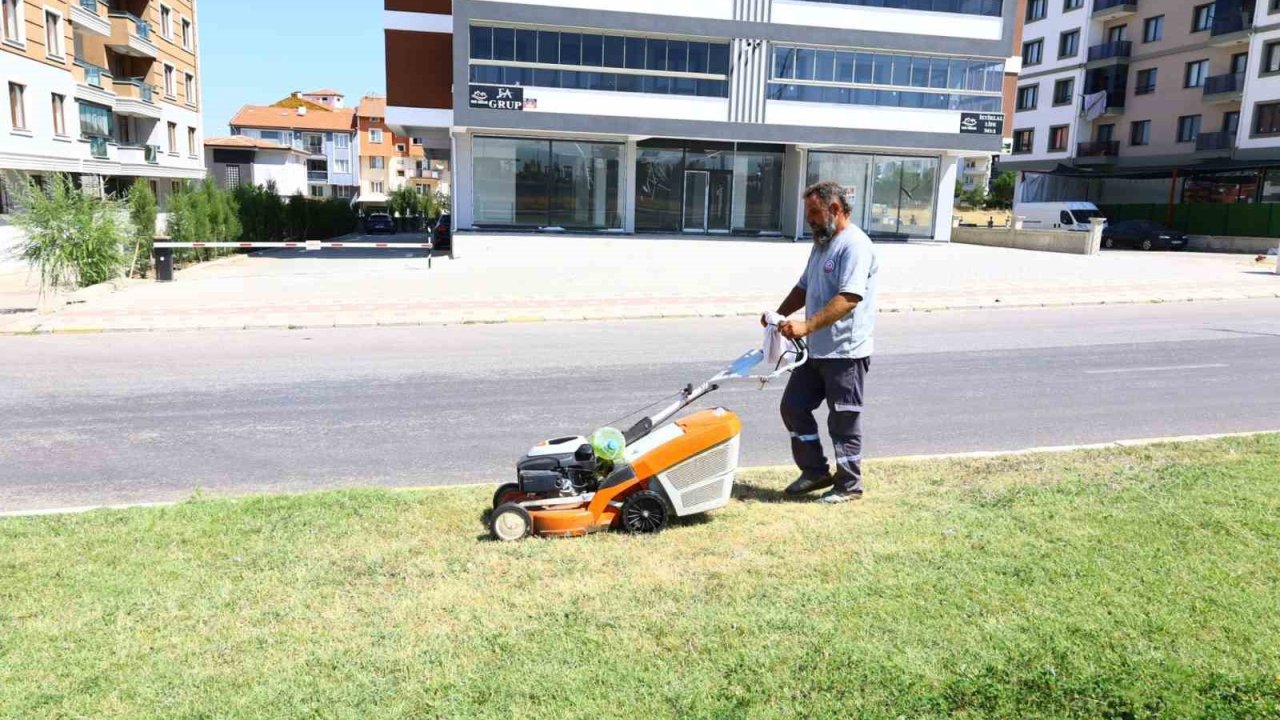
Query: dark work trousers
780,357,871,494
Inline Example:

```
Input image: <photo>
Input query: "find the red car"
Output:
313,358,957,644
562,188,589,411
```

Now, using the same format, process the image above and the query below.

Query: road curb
2,291,1277,336
3,429,1275,519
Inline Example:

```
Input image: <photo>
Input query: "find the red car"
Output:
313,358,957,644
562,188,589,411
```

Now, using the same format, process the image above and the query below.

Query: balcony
1077,140,1120,161
305,141,325,157
1081,90,1126,116
112,77,162,119
1203,72,1246,103
71,0,111,37
1092,0,1136,20
107,12,159,58
73,62,116,107
307,171,329,182
1086,40,1132,64
1195,130,1236,152
1209,9,1254,46
86,136,110,159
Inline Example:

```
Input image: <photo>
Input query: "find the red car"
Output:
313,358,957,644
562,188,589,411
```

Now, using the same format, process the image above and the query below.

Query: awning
1031,159,1279,180
353,193,389,205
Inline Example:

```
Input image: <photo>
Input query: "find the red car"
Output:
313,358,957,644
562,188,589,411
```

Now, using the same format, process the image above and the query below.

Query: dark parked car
432,214,452,256
366,213,395,235
1102,219,1188,251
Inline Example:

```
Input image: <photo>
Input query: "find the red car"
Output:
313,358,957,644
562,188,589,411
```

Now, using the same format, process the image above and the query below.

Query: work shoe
785,472,834,496
817,489,863,504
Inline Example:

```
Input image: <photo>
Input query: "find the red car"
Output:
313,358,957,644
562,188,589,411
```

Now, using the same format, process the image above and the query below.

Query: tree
387,186,421,231
7,172,128,291
127,179,158,278
987,171,1016,209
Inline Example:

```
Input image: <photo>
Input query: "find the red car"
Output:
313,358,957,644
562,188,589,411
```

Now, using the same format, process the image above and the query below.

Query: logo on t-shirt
823,259,835,273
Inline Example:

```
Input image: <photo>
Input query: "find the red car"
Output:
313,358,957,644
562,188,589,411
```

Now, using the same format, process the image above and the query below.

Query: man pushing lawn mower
766,181,880,505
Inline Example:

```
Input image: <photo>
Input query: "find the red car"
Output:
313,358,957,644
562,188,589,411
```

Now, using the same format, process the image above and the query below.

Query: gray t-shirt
796,225,879,359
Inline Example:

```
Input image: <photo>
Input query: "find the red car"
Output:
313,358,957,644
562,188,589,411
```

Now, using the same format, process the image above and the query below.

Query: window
149,180,157,197
411,137,423,146
1135,68,1157,94
1265,41,1280,75
335,134,349,149
44,9,63,59
1192,3,1214,32
1064,0,1082,9
1143,15,1164,42
334,158,349,173
1184,60,1208,88
371,156,385,170
1224,110,1240,133
184,73,194,102
310,186,325,198
1022,39,1044,66
79,101,112,137
171,181,181,195
371,181,384,194
167,121,178,154
187,127,196,155
224,165,241,187
395,143,406,153
1130,120,1151,146
1016,84,1038,111
164,64,176,97
8,82,25,130
1095,123,1115,142
1048,125,1069,151
1255,102,1280,135
369,128,383,143
1013,128,1034,154
1026,0,1046,22
1107,25,1128,43
1053,78,1074,105
181,18,191,50
260,130,281,141
1177,115,1202,142
51,93,65,136
160,5,172,39
1059,30,1079,58
2,0,23,44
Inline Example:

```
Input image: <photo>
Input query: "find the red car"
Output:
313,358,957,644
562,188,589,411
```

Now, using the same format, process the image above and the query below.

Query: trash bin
153,246,174,282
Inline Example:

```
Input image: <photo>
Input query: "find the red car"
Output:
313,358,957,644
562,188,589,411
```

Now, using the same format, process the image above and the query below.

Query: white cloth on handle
762,311,786,366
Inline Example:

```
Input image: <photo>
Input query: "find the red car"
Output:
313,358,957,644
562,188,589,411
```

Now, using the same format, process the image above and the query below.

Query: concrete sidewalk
1,232,1277,334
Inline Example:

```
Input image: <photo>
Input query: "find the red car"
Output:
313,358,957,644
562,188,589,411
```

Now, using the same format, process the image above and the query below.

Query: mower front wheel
621,491,669,534
492,482,523,509
490,503,533,542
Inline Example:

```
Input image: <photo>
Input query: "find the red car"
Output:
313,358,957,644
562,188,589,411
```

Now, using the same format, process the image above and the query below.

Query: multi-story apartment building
1003,0,1280,205
229,94,359,199
383,0,1019,240
1,0,205,207
356,94,450,209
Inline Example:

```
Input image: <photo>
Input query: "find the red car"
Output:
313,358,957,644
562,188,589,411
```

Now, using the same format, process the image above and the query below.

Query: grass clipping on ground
2,436,1279,719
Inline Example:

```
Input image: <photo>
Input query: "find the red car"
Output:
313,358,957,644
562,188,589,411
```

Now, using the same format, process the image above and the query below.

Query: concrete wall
953,226,1097,254
1188,235,1280,255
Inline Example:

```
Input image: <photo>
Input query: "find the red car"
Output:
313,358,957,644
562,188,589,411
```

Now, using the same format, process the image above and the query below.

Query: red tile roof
229,104,356,132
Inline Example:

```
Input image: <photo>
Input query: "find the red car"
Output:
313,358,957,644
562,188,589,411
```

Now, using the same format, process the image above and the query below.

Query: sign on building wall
959,112,1004,135
469,85,524,110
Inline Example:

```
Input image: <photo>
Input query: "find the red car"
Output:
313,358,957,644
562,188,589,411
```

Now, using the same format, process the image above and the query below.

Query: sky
199,0,386,136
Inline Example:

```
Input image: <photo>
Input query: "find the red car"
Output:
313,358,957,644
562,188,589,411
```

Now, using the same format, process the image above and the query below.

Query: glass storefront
473,137,623,228
807,151,940,239
635,140,785,234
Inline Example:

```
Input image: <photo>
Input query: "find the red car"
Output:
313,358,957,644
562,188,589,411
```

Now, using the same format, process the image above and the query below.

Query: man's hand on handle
779,320,809,340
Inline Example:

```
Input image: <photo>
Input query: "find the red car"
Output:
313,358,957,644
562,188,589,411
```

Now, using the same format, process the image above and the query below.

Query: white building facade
384,0,1019,240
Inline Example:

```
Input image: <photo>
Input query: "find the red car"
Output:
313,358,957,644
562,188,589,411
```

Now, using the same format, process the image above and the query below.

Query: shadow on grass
732,483,815,504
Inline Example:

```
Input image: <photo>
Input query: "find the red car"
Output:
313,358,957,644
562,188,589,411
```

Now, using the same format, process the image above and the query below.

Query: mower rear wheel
621,491,669,534
490,503,533,542
493,482,522,509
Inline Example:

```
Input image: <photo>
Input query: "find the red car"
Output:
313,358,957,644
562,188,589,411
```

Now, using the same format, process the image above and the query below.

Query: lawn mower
488,333,807,541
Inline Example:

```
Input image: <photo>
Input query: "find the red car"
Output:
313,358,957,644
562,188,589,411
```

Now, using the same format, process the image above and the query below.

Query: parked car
432,214,452,256
366,213,395,235
1101,219,1188,251
1014,201,1107,231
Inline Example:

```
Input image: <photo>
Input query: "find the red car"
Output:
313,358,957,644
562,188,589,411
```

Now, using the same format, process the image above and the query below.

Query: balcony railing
116,77,156,102
307,171,329,182
1204,72,1245,96
1195,130,1236,151
79,0,99,12
145,144,159,163
1211,9,1253,36
1093,0,1136,14
87,136,109,158
1077,140,1120,157
1087,40,1132,62
109,11,151,41
77,62,110,88
784,0,1003,17
306,142,325,156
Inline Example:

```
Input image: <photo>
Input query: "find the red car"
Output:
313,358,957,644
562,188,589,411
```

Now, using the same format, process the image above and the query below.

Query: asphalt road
2,300,1278,513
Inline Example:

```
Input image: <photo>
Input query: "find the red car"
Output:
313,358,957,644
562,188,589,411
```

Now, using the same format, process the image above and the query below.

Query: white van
1015,202,1107,232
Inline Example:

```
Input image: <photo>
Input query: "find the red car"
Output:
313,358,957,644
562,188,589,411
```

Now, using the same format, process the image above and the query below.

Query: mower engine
515,436,600,497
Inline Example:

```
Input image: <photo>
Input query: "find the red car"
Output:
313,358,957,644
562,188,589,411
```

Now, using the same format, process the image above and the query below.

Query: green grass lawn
3,436,1279,719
